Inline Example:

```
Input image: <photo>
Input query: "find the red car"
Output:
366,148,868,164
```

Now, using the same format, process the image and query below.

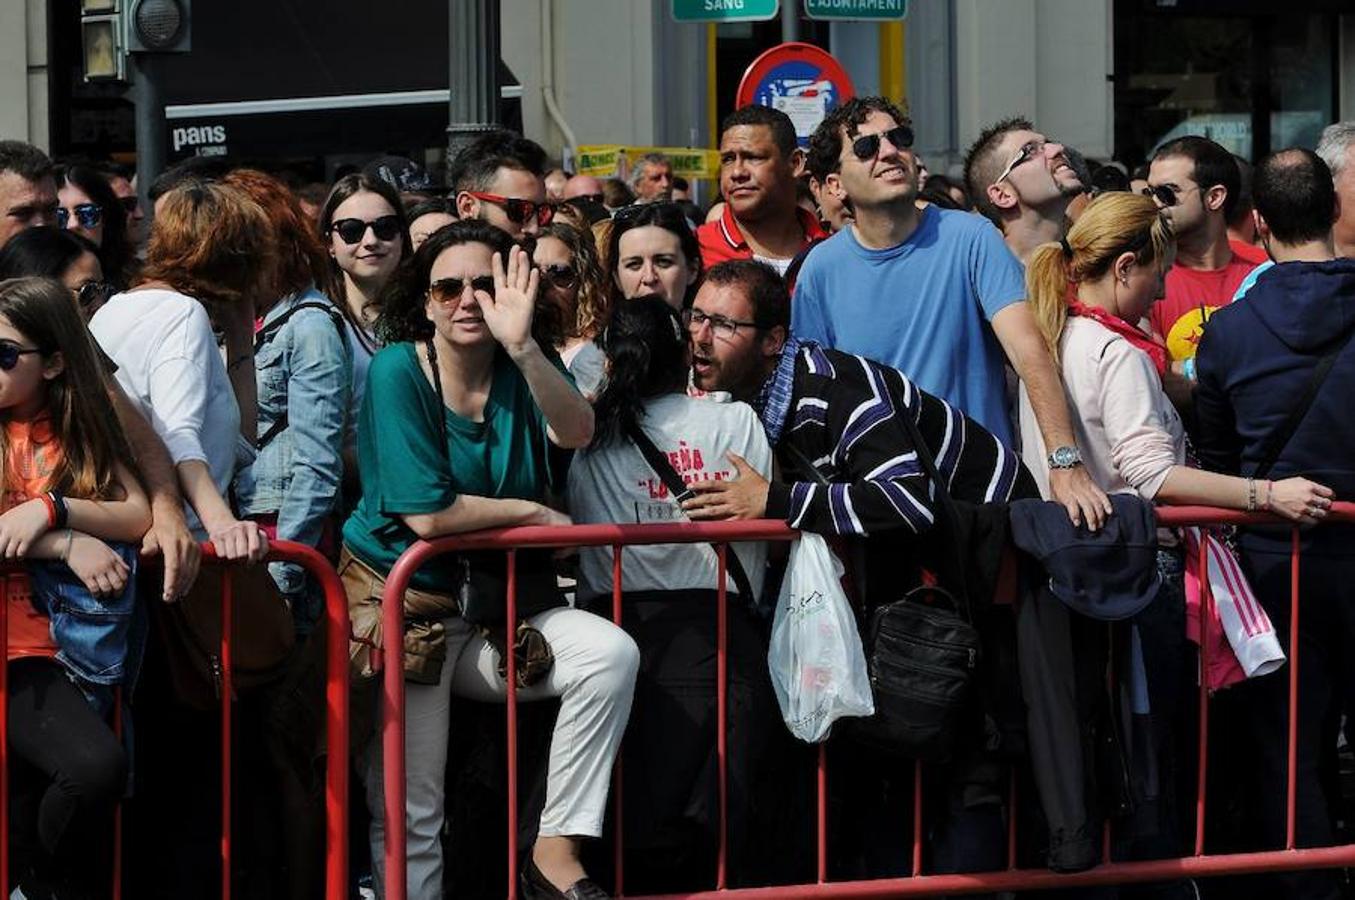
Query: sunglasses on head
536,263,578,291
0,339,43,371
75,280,113,309
56,203,103,230
850,124,915,161
428,276,496,305
567,193,604,206
467,192,554,227
330,215,403,245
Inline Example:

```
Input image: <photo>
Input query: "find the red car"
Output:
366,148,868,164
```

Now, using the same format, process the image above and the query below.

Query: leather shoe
520,856,611,900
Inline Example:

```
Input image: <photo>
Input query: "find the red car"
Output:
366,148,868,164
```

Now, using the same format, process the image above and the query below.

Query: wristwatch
1047,445,1083,470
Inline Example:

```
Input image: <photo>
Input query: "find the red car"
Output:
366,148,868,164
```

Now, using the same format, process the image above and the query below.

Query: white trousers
365,606,640,900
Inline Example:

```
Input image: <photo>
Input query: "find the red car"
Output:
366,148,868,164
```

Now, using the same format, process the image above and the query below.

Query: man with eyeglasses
795,97,1111,531
697,105,826,278
963,117,1086,265
99,161,147,250
450,129,553,240
0,140,59,249
1144,136,1255,372
679,259,1038,880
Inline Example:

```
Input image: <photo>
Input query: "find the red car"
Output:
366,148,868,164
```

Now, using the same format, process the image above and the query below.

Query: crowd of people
0,96,1353,900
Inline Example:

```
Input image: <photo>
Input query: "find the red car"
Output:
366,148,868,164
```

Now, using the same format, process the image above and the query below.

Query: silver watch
1047,445,1083,470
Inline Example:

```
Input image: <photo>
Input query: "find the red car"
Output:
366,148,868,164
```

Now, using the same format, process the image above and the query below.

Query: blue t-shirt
790,206,1026,446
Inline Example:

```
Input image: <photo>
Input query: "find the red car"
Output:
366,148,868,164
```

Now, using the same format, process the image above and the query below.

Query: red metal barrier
0,540,350,900
376,505,1355,899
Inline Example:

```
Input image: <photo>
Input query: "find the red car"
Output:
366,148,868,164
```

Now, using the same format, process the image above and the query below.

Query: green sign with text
672,0,779,23
805,0,907,20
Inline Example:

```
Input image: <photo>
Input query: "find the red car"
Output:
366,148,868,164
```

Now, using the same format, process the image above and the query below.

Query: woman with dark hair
318,172,412,473
54,164,132,286
607,202,702,312
226,169,350,631
406,196,458,250
531,221,609,395
565,295,775,892
340,219,637,900
0,226,113,319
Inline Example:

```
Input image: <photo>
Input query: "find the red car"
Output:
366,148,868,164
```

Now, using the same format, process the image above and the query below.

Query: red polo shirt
696,203,827,271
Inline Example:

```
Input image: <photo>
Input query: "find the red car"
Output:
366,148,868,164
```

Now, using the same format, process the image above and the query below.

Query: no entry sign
736,42,856,148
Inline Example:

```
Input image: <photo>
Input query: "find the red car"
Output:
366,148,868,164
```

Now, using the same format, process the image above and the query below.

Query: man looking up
451,129,551,240
697,105,826,276
630,152,674,203
963,117,1085,265
1144,136,1254,366
795,97,1109,528
0,140,59,248
1316,121,1355,260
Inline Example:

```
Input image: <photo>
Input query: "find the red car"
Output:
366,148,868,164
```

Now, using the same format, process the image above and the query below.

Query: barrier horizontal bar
629,845,1355,899
1154,503,1355,527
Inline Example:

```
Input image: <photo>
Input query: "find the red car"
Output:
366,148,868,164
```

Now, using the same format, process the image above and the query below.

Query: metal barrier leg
611,545,625,897
1,577,9,895
220,567,234,900
1195,531,1213,856
507,549,520,900
382,558,409,900
113,686,123,900
1286,527,1301,851
817,744,828,884
716,544,729,890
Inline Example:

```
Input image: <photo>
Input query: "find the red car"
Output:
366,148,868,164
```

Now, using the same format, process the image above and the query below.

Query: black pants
1234,543,1355,900
7,657,126,898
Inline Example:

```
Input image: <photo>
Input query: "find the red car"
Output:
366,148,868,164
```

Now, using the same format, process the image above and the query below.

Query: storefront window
1113,5,1336,165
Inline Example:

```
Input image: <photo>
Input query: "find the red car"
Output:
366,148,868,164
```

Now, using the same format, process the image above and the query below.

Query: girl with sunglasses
0,275,151,899
319,173,412,482
0,225,114,320
54,164,132,288
607,202,702,313
341,219,636,900
531,222,610,396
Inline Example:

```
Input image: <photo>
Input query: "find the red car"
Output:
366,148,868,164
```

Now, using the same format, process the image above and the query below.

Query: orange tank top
4,417,64,661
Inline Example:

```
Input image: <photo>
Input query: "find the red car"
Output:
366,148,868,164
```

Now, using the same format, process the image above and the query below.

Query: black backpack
782,405,982,762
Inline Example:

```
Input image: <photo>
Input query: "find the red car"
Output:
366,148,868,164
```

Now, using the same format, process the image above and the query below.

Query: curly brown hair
137,181,275,306
222,169,327,300
536,222,610,340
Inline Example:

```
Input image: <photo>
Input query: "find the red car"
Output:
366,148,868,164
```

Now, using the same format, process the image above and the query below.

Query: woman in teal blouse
342,220,638,900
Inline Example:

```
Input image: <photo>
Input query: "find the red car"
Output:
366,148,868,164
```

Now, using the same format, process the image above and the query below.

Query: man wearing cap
697,105,826,277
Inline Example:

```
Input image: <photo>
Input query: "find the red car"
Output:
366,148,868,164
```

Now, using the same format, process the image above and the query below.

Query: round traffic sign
735,42,856,147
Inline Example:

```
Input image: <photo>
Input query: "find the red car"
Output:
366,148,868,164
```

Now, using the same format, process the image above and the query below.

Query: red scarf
1066,293,1169,379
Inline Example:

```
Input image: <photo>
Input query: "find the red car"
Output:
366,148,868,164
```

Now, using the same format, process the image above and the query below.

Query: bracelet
60,528,74,562
46,491,68,530
1246,477,1258,512
1265,480,1275,512
1182,357,1198,382
37,493,57,528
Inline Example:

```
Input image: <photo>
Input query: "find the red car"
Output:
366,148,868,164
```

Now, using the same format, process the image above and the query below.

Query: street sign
735,42,855,148
671,0,779,24
575,145,721,180
805,0,907,19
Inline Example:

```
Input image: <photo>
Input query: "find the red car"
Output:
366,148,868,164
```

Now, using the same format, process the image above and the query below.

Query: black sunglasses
75,280,114,309
566,193,605,206
850,124,915,161
537,263,578,291
330,215,402,245
428,276,495,304
1141,184,1193,208
0,339,43,371
56,203,103,230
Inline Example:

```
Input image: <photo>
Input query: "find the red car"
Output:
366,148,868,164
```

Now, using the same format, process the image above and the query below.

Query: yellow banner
574,145,720,180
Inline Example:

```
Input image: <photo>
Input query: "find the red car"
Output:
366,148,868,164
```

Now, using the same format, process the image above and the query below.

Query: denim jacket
27,543,144,689
233,288,351,612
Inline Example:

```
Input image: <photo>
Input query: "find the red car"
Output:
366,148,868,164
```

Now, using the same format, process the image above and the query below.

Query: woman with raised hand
340,219,637,900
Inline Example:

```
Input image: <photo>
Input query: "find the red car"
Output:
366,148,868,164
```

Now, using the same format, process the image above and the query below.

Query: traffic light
125,0,192,53
80,0,125,81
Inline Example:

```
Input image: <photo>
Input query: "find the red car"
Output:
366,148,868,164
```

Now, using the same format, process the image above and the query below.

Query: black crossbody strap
624,420,756,602
1254,326,1355,479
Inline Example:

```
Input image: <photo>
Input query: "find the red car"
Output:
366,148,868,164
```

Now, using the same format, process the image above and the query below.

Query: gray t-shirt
566,393,772,601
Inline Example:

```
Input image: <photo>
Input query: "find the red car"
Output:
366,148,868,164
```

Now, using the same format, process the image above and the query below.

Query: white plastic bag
767,532,875,743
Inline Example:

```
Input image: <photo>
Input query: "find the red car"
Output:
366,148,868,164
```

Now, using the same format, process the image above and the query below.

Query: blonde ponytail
1023,192,1175,366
